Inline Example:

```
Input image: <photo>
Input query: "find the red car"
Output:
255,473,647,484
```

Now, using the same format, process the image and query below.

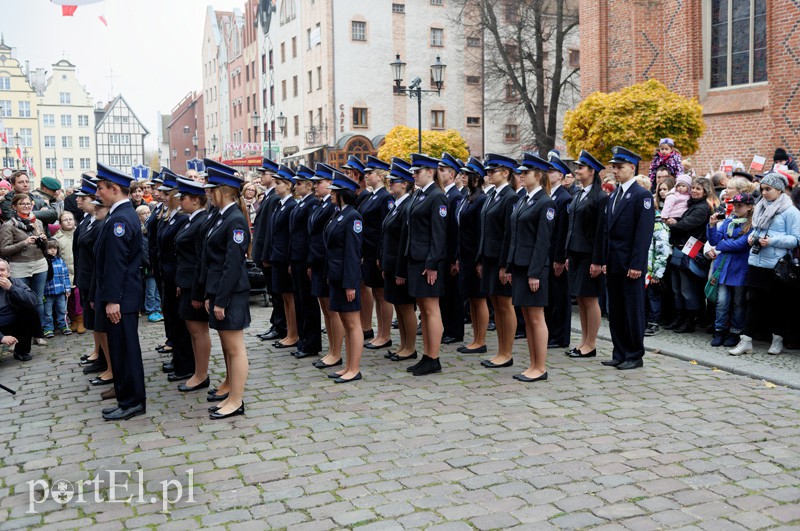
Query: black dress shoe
363,329,375,340
178,377,211,392
487,322,496,332
292,350,317,359
208,387,218,395
391,351,418,361
82,360,107,374
167,372,193,382
334,372,362,384
210,403,245,419
383,350,396,359
407,355,428,372
565,347,580,356
261,330,285,341
514,372,548,382
89,376,113,386
161,362,174,373
483,358,513,368
441,336,463,345
391,319,399,329
272,341,298,349
514,331,526,340
601,359,622,367
80,354,90,362
327,372,343,379
457,345,487,354
208,405,221,413
79,356,98,366
157,346,173,354
412,357,442,376
207,392,229,402
103,403,146,421
13,352,32,362
365,339,392,349
313,358,342,368
547,342,569,349
617,359,644,370
567,349,597,358
102,405,119,415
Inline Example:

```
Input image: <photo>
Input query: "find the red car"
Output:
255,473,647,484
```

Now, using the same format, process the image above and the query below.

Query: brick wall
579,0,799,172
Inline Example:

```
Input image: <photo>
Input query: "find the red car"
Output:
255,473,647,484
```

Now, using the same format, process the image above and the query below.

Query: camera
751,240,762,254
714,205,726,217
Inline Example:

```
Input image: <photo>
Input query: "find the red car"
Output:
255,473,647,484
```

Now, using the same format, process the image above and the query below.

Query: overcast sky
1,0,245,150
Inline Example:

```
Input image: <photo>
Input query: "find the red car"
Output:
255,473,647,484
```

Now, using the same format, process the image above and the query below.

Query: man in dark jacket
0,258,39,361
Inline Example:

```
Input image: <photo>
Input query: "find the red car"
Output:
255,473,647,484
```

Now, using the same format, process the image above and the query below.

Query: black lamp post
277,112,287,136
390,54,446,153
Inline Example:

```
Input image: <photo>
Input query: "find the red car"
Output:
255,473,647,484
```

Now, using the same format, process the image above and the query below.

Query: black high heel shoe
209,403,245,419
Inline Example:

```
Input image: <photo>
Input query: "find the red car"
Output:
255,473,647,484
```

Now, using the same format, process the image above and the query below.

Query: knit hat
760,172,788,191
0,179,11,191
675,174,692,188
40,177,62,191
774,148,789,162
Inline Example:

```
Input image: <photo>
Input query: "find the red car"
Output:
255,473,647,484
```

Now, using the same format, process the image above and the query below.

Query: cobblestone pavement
0,301,799,530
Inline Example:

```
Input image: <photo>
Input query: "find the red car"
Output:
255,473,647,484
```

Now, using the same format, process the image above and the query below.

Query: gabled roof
94,94,150,136
53,59,75,68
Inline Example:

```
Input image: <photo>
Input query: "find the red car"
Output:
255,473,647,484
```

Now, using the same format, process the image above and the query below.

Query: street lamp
277,112,287,136
251,111,272,161
192,132,199,157
211,134,218,157
390,54,447,152
13,133,21,169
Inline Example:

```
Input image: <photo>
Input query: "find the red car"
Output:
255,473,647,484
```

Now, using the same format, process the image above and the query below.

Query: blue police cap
329,170,358,191
461,156,487,178
391,157,411,171
150,170,162,184
90,198,107,207
438,152,462,173
547,151,571,175
158,167,180,191
312,163,335,181
75,177,98,197
186,158,206,173
175,177,207,197
96,163,134,188
483,153,518,172
576,150,605,173
203,158,237,177
275,164,296,184
295,164,315,181
363,156,390,173
517,153,553,172
389,163,414,183
408,153,440,171
205,168,244,189
608,146,642,166
342,155,366,174
257,158,280,174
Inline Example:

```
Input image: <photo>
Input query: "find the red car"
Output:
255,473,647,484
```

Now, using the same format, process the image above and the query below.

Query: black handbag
246,260,267,289
774,250,800,287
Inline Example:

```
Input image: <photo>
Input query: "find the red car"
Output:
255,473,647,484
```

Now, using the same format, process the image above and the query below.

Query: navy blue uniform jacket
566,185,608,264
251,187,276,262
404,185,448,270
175,210,210,301
94,202,142,314
507,189,555,278
203,205,250,307
605,183,655,273
268,197,297,263
380,196,410,275
157,212,189,278
289,194,320,262
358,187,392,262
324,205,362,289
307,197,336,267
477,185,517,263
549,185,572,264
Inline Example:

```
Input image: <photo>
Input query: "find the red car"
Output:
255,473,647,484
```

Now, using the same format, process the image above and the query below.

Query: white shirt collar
618,179,636,195
109,199,128,214
495,182,509,194
321,194,331,203
279,194,292,205
582,184,593,194
395,193,409,207
421,181,435,194
189,209,206,221
483,184,495,193
527,186,542,201
219,202,236,215
550,184,561,197
444,182,456,194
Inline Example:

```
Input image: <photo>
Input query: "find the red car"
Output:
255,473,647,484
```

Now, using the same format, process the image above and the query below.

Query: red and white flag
681,237,704,258
0,119,6,145
15,146,22,162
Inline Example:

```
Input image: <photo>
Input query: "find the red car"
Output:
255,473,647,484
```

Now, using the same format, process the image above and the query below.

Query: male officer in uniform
602,147,655,370
438,152,465,344
545,151,573,348
94,163,146,420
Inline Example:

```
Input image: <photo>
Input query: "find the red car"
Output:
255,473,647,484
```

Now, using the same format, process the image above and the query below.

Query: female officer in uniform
476,154,519,369
380,162,417,362
564,150,608,359
267,165,299,349
174,177,211,392
455,157,489,354
507,154,556,382
202,161,251,419
155,173,193,383
359,156,393,350
399,154,448,377
308,164,343,369
323,171,364,383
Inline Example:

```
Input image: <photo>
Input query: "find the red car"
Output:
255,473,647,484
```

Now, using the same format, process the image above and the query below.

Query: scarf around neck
752,193,792,231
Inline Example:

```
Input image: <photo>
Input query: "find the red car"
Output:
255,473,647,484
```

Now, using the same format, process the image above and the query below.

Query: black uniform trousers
162,276,194,375
545,268,571,346
0,306,38,356
291,260,321,354
440,270,464,339
105,312,146,409
263,264,287,336
606,273,647,363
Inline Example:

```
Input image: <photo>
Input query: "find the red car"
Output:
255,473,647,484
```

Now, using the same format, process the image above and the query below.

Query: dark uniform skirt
481,257,512,298
384,270,415,305
361,260,383,289
568,252,604,298
459,256,486,299
271,261,293,294
208,291,251,330
178,291,209,322
407,258,445,298
511,265,548,307
329,280,361,313
92,303,107,333
310,265,328,298
79,286,96,330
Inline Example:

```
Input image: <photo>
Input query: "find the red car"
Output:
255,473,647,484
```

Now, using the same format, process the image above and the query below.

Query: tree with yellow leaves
563,80,706,163
378,126,470,162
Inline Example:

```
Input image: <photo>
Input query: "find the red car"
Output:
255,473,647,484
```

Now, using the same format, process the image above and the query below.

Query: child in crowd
706,193,755,347
635,178,671,336
53,210,82,333
137,205,163,322
661,173,692,220
648,138,684,185
42,239,71,338
656,176,675,210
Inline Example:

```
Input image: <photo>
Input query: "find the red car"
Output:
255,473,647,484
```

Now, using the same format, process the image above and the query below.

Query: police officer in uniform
94,163,146,421
324,171,365,383
507,154,556,382
267,165,299,349
602,147,655,370
288,164,322,359
544,151,573,349
342,155,374,339
438,152,465,345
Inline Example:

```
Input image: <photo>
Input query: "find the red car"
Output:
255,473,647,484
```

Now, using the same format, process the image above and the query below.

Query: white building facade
94,95,149,174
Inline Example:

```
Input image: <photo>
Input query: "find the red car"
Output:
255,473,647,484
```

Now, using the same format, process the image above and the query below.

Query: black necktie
613,188,623,213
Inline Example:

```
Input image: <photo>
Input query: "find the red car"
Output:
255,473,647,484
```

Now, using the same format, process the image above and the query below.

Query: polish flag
681,237,704,258
0,119,6,145
15,146,21,162
62,5,78,16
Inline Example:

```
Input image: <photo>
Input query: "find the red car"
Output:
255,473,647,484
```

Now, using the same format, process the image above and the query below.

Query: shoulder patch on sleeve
546,207,555,221
113,222,125,237
439,205,448,217
233,229,245,243
643,197,652,210
353,220,363,233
